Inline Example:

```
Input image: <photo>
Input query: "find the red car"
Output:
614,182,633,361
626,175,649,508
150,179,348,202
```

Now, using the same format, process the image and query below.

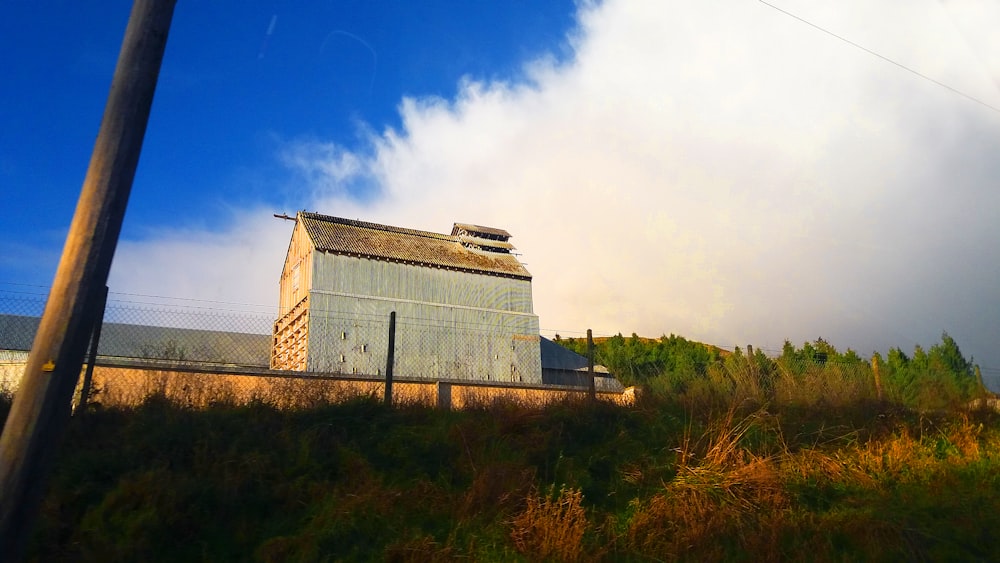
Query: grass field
4,356,1000,561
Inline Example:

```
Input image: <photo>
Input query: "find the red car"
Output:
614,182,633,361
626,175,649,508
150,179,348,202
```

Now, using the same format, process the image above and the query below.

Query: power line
0,282,275,310
758,0,1000,115
107,290,273,310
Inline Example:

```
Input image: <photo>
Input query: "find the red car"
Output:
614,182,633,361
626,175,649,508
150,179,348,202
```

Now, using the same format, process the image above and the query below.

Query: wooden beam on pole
0,1,176,559
76,285,109,414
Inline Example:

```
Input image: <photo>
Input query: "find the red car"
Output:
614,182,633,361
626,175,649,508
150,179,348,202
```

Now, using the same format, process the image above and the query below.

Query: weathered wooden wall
270,296,308,370
277,220,314,315
272,220,315,370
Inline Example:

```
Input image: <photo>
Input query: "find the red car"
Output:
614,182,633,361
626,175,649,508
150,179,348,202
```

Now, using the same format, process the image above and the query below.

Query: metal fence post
587,329,596,400
77,286,109,413
384,311,395,406
0,1,176,559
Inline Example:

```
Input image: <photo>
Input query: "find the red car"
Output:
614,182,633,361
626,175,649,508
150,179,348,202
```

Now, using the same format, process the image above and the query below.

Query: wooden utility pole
77,285,109,413
0,1,176,559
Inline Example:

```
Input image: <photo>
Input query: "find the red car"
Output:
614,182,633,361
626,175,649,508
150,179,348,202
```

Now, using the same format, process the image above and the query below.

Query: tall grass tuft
626,404,789,559
510,485,589,562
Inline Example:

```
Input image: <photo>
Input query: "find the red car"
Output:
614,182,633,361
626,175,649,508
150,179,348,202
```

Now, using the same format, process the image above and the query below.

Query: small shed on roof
271,212,543,383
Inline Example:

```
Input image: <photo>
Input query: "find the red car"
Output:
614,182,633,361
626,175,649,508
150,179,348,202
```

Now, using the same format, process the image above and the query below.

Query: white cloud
110,209,293,311
111,0,1000,368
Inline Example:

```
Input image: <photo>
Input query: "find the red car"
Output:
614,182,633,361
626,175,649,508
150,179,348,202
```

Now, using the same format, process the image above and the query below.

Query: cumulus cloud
110,0,1000,369
110,209,293,308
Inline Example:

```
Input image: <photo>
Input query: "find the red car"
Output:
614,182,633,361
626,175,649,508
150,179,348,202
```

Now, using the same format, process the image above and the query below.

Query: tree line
556,331,985,410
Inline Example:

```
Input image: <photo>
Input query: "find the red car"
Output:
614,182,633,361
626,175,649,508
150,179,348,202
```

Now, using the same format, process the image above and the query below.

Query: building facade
271,212,543,383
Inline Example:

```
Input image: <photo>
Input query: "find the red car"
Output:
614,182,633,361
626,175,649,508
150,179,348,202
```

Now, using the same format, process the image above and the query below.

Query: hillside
1,332,993,561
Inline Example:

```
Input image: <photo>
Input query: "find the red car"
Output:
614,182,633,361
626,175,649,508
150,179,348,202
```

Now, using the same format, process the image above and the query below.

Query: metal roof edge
316,248,533,281
299,211,455,242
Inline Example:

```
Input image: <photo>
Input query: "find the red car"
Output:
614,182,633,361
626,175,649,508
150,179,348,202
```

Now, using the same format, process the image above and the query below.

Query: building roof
451,223,512,239
539,336,611,374
0,314,271,367
299,212,532,280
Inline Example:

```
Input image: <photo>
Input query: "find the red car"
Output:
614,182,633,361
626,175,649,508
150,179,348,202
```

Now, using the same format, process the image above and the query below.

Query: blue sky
2,1,1000,377
1,0,575,269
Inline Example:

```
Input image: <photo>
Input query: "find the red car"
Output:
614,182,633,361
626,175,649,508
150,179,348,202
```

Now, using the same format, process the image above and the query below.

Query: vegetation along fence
1,286,994,412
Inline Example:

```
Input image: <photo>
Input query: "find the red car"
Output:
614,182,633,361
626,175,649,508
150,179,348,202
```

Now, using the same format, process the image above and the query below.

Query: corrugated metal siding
513,335,543,384
538,337,611,373
297,223,542,383
540,369,625,392
312,254,534,314
306,291,542,383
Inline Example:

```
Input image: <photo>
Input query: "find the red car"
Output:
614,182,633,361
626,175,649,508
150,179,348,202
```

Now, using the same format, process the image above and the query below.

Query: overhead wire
758,0,1000,115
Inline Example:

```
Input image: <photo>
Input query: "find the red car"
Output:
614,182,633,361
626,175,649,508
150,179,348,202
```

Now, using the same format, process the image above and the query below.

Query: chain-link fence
0,288,617,400
0,288,275,368
6,287,987,411
284,311,543,382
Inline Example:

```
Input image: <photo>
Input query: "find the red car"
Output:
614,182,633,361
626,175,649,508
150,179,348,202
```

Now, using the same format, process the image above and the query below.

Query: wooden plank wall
270,296,309,370
278,219,313,315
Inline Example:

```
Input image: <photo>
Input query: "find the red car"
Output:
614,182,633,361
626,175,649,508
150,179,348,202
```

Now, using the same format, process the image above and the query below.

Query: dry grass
510,485,589,562
619,401,1000,560
771,361,876,408
627,405,791,559
850,412,999,481
11,352,1000,561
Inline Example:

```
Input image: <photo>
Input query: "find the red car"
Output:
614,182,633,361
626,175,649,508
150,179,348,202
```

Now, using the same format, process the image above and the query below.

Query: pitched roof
539,336,610,374
298,212,532,280
451,223,512,238
0,314,270,366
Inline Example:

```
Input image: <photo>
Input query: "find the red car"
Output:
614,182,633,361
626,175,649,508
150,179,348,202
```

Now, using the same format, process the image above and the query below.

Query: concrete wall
76,364,631,410
0,351,28,392
0,355,633,410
